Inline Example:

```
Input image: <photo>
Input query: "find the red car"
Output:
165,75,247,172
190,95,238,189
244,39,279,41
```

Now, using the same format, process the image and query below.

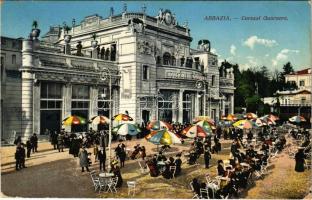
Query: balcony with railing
219,76,234,87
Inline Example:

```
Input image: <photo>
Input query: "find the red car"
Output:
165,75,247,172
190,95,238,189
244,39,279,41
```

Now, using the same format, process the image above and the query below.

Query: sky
1,1,311,72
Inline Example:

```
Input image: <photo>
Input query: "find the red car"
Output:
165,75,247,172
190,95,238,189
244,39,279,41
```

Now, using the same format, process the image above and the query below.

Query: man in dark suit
26,138,32,158
20,144,27,168
30,133,38,153
98,147,106,171
15,144,22,170
204,146,211,168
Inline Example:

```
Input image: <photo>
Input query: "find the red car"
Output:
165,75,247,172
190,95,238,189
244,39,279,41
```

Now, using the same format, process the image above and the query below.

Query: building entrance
40,110,61,134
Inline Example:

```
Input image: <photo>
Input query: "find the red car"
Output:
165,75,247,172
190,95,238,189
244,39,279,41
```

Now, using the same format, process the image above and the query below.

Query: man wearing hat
98,147,106,171
295,147,306,172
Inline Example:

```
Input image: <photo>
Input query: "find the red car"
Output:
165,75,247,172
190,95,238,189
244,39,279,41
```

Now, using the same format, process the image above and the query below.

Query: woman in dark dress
110,161,123,187
191,178,201,196
217,160,225,176
295,147,306,172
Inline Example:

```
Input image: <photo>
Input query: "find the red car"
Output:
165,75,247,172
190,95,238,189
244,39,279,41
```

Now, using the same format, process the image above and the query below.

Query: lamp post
100,68,113,168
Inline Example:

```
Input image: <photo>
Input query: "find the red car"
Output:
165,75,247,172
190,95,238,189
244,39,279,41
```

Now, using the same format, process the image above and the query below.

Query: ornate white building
1,8,235,140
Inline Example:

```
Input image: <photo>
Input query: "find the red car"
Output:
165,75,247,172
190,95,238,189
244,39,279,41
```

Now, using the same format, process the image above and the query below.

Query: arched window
163,52,171,65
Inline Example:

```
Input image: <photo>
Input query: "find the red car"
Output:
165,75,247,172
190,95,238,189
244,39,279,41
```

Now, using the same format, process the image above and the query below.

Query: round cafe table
99,172,114,178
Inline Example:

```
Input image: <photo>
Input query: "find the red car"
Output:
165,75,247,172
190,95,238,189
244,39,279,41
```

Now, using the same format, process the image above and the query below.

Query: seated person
162,157,175,179
146,158,159,177
110,160,123,187
217,160,225,176
191,178,201,196
246,146,256,158
130,144,141,160
188,150,198,165
157,152,167,162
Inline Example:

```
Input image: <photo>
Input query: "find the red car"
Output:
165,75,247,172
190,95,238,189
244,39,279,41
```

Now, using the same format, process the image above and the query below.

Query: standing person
119,144,126,168
78,146,90,172
204,146,211,168
98,147,106,171
15,144,22,171
51,131,58,150
295,147,306,172
57,133,64,152
30,133,38,153
174,153,182,176
20,144,26,168
14,136,22,146
140,146,146,160
93,144,99,162
25,138,32,158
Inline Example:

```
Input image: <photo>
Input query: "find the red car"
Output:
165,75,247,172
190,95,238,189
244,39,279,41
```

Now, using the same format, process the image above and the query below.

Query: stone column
194,91,199,118
33,84,40,134
178,90,184,123
230,95,234,114
89,86,98,130
21,73,34,140
62,84,72,132
172,92,178,123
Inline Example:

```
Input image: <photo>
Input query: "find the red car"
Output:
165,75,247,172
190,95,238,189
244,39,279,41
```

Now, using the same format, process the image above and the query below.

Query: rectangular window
12,55,16,64
142,65,149,80
72,85,89,99
194,57,200,70
299,80,305,86
40,82,62,99
301,97,306,104
211,75,215,86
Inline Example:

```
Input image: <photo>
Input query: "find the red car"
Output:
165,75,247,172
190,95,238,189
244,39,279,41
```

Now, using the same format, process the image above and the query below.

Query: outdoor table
98,173,115,192
157,161,166,173
99,172,114,178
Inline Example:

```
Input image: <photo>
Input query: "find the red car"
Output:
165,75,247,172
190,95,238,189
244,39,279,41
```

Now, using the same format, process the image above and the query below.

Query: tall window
299,80,305,86
142,65,149,80
211,75,215,86
12,55,16,64
71,85,90,132
40,82,63,134
194,57,200,70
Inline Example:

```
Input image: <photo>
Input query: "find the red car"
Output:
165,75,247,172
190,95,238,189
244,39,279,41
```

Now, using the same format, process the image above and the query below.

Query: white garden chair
106,177,118,193
89,171,101,192
127,181,136,196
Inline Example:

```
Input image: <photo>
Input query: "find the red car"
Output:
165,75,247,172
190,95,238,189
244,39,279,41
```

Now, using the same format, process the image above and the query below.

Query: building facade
1,37,23,142
1,8,235,141
262,68,311,123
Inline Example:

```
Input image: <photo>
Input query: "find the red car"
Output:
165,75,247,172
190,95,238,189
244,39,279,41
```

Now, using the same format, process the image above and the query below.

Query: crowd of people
10,120,311,198
14,133,38,171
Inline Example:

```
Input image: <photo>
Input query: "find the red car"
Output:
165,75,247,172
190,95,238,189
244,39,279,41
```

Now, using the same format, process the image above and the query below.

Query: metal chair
106,177,118,193
138,161,149,174
127,181,136,196
89,171,100,192
169,166,176,179
200,188,209,199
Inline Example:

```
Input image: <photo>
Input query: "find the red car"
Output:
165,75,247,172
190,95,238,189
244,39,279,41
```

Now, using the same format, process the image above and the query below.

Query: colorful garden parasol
233,120,254,129
193,116,215,125
89,115,110,125
245,112,258,120
252,118,267,127
289,116,306,123
62,115,86,126
146,120,173,131
182,125,209,138
226,114,237,121
145,129,181,145
194,120,214,132
112,114,133,121
113,123,140,136
260,116,276,126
